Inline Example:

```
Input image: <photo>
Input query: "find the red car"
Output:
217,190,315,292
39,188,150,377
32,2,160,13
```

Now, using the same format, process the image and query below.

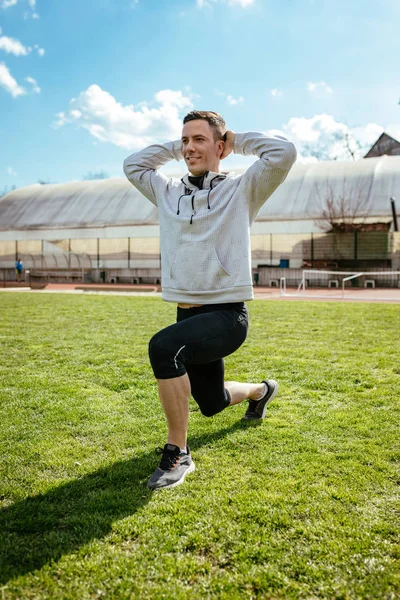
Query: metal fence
251,231,398,267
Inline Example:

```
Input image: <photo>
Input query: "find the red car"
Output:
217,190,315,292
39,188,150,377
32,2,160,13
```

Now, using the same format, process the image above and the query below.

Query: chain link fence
0,232,399,283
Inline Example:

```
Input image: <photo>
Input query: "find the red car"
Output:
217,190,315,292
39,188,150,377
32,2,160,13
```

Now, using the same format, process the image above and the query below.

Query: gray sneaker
147,443,195,490
243,379,279,420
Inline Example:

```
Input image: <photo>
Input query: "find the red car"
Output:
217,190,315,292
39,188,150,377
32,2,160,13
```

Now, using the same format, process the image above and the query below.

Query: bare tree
312,177,372,232
302,130,365,162
302,131,344,161
342,132,363,161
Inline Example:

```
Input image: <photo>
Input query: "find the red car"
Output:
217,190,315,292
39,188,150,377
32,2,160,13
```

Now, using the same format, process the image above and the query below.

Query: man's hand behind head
220,130,235,161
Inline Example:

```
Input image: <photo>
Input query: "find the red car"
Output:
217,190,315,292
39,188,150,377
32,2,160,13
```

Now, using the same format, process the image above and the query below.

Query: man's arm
123,141,182,206
223,131,297,210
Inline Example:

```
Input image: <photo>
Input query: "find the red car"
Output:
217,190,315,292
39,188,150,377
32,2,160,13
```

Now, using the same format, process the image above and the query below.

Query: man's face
181,120,224,176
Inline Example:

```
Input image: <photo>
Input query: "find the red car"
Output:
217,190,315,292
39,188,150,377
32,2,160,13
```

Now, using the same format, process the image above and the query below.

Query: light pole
390,197,398,231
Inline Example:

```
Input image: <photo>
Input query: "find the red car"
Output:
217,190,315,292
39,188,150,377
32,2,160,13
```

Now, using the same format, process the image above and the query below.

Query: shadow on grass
0,418,257,583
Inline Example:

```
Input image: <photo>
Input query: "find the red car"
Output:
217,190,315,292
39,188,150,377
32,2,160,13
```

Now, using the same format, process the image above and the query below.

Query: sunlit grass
0,293,399,599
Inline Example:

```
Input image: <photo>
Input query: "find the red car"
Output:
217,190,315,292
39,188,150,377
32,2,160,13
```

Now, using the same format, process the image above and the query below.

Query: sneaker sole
259,379,279,418
152,461,196,490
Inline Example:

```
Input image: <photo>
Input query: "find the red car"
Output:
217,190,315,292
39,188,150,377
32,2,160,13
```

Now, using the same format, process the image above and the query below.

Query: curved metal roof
0,177,158,231
257,155,400,222
1,156,399,232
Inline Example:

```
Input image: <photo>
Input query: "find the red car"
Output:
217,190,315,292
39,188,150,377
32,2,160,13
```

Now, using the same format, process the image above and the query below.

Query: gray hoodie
123,132,296,304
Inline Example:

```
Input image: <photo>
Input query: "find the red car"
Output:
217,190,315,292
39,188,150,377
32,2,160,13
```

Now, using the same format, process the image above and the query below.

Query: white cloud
197,0,254,7
270,88,283,97
227,0,254,5
0,62,25,97
0,34,30,56
34,44,45,56
7,166,17,175
226,94,243,105
1,0,18,7
1,0,39,16
55,85,194,149
307,81,333,95
216,89,244,105
284,114,345,144
278,114,388,162
25,75,40,93
54,111,66,127
351,123,385,147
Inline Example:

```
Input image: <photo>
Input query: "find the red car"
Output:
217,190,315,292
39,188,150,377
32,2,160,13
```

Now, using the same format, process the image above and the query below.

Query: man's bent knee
200,405,224,418
148,329,187,379
196,389,231,418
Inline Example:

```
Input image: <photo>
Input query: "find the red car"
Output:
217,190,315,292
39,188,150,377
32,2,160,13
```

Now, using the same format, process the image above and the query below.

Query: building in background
1,155,399,286
364,132,400,158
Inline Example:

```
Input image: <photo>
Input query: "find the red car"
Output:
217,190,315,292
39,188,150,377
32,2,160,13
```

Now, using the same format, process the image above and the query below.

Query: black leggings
148,302,249,417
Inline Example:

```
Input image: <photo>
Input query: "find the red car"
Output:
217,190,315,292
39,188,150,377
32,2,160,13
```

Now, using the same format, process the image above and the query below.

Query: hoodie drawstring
190,194,196,224
176,187,191,215
206,188,211,210
206,175,224,210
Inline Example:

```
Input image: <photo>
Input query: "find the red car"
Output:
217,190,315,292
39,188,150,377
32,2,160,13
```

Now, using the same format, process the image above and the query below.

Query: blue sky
0,0,399,189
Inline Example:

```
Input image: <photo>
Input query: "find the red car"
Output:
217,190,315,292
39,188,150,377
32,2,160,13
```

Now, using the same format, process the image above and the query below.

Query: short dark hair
183,110,226,141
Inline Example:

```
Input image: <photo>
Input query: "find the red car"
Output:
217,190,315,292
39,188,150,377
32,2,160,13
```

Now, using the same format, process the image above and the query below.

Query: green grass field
0,293,399,599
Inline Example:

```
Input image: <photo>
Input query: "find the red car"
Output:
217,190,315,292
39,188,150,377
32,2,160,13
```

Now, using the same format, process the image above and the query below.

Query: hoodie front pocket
169,242,231,291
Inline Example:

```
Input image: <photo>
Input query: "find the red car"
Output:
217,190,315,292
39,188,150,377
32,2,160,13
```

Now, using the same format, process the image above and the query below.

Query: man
15,258,23,282
123,111,296,490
